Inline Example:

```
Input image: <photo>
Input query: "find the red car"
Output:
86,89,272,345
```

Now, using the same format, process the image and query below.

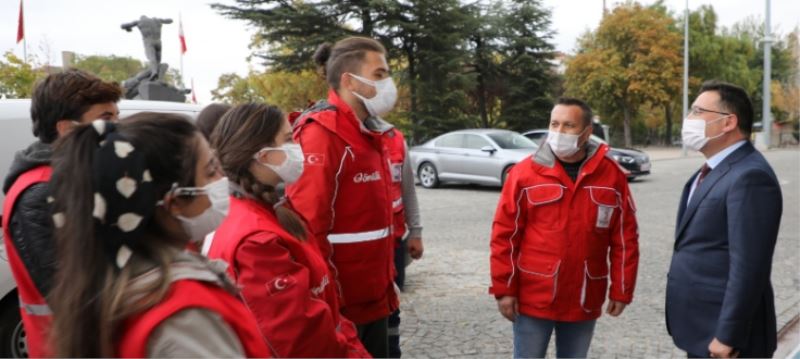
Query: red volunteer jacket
385,128,407,240
1,165,52,358
286,90,399,324
489,142,639,322
207,196,370,358
117,279,271,358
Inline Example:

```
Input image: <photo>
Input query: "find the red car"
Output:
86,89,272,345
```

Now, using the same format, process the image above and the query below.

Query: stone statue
120,16,187,102
121,16,172,81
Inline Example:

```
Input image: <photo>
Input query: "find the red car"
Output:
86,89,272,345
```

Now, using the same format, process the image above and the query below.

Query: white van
0,99,204,357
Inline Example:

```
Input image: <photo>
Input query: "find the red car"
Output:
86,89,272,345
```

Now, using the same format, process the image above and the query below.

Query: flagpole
179,13,185,90
21,0,27,63
681,0,689,156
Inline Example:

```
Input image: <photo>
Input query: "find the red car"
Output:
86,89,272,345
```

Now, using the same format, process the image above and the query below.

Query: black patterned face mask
54,120,158,269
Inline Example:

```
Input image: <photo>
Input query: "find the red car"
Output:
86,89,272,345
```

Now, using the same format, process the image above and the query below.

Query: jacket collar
531,140,608,183
675,141,755,240
326,89,393,135
3,141,53,194
302,90,393,149
229,195,302,241
124,249,238,308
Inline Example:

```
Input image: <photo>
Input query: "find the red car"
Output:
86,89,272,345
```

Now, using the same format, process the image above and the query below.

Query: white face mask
173,177,230,243
255,143,305,184
547,127,588,159
681,115,729,151
348,73,398,117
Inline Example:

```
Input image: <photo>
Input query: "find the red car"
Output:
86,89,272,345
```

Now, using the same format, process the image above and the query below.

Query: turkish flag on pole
191,78,197,104
179,16,187,54
16,0,24,44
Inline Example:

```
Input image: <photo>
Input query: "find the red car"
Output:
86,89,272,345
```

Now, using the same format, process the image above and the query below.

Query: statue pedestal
136,81,187,102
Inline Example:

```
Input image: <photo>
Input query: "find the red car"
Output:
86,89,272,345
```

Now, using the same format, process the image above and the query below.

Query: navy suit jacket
666,142,783,357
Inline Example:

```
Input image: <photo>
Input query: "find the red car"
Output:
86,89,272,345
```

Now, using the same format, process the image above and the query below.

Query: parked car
0,99,204,358
409,129,538,188
522,129,651,180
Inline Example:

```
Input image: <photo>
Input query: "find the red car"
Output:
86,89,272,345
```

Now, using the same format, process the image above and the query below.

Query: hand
496,296,518,322
606,300,627,317
407,237,424,259
709,338,738,358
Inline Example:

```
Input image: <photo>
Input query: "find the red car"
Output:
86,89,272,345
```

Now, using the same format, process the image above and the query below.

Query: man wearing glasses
666,81,783,358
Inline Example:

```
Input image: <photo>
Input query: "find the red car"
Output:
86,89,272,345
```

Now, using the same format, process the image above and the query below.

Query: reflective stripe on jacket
2,165,53,358
207,196,370,358
287,89,399,324
489,142,639,321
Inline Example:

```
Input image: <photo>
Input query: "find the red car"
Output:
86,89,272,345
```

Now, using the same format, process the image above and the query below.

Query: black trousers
388,239,406,357
358,316,389,358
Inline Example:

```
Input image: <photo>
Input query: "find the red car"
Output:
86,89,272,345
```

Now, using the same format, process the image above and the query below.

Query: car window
464,134,491,150
488,132,538,149
528,132,547,141
590,134,608,144
435,134,464,148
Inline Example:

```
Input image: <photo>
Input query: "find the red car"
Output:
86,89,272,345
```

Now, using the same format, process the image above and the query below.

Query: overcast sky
1,0,798,104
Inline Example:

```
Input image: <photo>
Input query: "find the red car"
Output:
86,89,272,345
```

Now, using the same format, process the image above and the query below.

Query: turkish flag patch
266,275,297,295
305,153,325,166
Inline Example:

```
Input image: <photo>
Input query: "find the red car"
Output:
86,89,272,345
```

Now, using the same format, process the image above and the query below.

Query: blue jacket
666,142,782,357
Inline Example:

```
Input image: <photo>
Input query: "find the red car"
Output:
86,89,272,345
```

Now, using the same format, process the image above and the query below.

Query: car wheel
418,162,440,188
0,295,27,358
501,165,513,186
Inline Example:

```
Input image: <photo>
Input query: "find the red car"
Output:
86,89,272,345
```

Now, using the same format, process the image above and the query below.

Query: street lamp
682,0,689,156
762,0,773,148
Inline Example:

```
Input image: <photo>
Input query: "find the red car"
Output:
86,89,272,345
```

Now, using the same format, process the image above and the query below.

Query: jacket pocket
524,184,565,230
332,240,392,305
517,254,561,309
580,258,609,313
584,186,620,233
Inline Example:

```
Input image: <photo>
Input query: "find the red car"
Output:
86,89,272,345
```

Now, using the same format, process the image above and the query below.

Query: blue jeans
513,315,596,358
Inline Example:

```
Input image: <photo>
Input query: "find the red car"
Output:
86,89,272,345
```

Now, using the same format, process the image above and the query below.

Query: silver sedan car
409,129,539,188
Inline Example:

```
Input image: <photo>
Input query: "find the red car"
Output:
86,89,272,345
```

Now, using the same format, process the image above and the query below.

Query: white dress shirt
687,140,747,204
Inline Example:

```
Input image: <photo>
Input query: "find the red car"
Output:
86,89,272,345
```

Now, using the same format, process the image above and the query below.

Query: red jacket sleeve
608,174,639,304
489,165,526,298
286,122,343,256
234,234,356,358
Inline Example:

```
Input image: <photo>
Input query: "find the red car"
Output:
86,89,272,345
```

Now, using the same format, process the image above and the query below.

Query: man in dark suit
666,81,783,358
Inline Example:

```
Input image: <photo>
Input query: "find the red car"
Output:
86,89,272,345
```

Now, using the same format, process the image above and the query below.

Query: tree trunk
623,105,633,148
475,36,489,128
664,104,673,146
361,8,373,35
405,40,419,144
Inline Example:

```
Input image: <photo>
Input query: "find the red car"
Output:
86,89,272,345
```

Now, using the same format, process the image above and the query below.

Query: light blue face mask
349,73,398,117
170,177,230,243
254,143,305,184
681,115,730,151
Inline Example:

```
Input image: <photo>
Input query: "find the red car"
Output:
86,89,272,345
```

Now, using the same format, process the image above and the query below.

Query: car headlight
613,155,636,164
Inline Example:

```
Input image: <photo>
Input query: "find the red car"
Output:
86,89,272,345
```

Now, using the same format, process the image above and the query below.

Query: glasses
689,106,730,117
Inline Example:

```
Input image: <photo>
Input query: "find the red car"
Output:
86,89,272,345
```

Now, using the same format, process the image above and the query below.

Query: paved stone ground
398,149,799,358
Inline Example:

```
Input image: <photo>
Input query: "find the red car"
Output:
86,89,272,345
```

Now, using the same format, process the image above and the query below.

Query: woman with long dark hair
47,113,271,357
205,103,369,358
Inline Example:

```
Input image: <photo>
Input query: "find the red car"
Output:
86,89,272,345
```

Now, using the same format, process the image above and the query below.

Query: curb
776,314,800,358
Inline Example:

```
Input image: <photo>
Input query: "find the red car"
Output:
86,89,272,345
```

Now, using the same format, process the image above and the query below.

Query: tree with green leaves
211,0,557,143
680,6,797,127
211,72,267,104
212,1,384,71
0,52,46,99
565,2,683,147
494,0,556,131
71,55,145,84
212,69,327,112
